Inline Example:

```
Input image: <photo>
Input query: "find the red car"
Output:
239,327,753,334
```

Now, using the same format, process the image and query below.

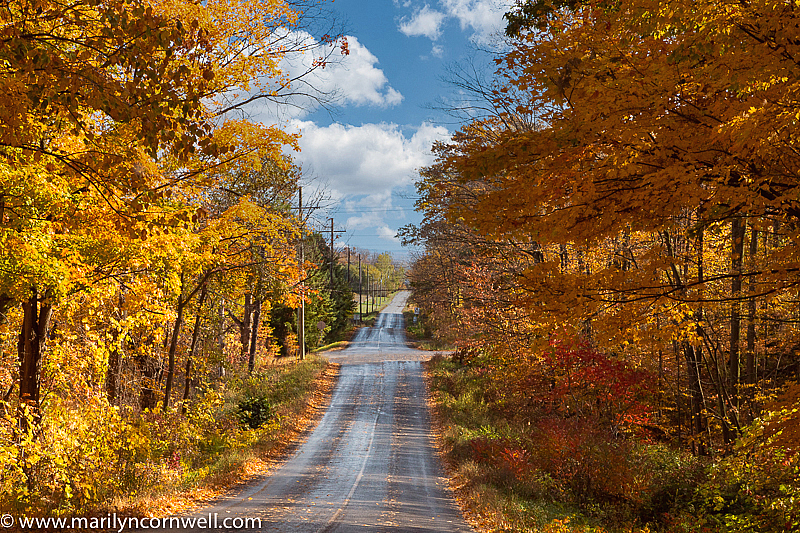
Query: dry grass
112,358,340,520
423,356,489,532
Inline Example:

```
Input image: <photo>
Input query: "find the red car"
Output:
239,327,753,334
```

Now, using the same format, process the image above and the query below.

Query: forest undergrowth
0,355,335,519
426,352,800,533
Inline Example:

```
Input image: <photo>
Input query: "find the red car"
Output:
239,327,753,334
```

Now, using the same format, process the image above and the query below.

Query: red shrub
543,337,655,433
533,416,640,504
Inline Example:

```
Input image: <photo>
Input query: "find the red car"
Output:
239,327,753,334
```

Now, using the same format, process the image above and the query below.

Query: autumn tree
3,0,207,422
410,0,800,452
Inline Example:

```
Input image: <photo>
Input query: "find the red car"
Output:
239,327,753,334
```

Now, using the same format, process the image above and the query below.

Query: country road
170,290,472,533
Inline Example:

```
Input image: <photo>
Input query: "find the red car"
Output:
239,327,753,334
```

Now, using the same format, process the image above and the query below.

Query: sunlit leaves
413,0,800,463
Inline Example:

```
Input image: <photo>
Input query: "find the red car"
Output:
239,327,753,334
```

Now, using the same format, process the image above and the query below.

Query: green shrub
629,443,706,524
694,418,800,533
236,396,273,429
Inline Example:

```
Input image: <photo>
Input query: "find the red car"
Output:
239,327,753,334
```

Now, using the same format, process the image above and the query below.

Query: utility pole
358,254,362,322
327,218,345,293
298,187,305,361
347,247,350,285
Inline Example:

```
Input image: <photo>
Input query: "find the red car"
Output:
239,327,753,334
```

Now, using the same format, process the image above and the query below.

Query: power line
333,208,418,213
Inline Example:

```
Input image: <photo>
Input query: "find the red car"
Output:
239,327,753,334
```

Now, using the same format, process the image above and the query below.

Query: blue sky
249,0,514,260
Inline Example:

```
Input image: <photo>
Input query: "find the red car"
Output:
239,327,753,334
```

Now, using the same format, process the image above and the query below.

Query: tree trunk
162,276,187,412
182,284,207,412
745,227,758,386
241,293,252,358
683,342,707,456
138,354,161,411
745,226,759,422
705,345,735,445
18,289,52,431
105,331,122,404
728,217,746,419
229,294,255,361
674,340,682,448
105,286,126,405
687,224,707,455
248,298,262,373
559,244,568,273
218,298,226,378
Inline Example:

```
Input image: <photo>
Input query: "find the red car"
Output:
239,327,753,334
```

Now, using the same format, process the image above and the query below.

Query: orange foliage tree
410,0,800,453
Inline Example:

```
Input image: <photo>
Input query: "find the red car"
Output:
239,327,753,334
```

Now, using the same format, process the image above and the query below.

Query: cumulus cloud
243,32,402,121
399,5,446,40
441,0,509,40
290,121,450,240
341,193,405,241
398,0,513,45
291,121,449,197
376,225,402,244
341,198,406,245
313,35,404,108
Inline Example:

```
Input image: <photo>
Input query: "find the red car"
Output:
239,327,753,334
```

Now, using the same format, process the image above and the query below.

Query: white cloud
243,32,402,121
441,0,509,41
291,121,449,197
377,225,402,244
342,193,392,226
399,5,446,40
318,36,404,108
397,0,513,45
290,121,450,239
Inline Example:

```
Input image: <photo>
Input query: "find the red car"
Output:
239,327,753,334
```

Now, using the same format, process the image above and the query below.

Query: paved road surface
167,291,471,533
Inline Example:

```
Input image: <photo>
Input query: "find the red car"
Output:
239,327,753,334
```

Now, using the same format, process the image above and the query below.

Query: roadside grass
313,340,349,352
425,354,707,533
130,354,338,516
3,355,338,521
